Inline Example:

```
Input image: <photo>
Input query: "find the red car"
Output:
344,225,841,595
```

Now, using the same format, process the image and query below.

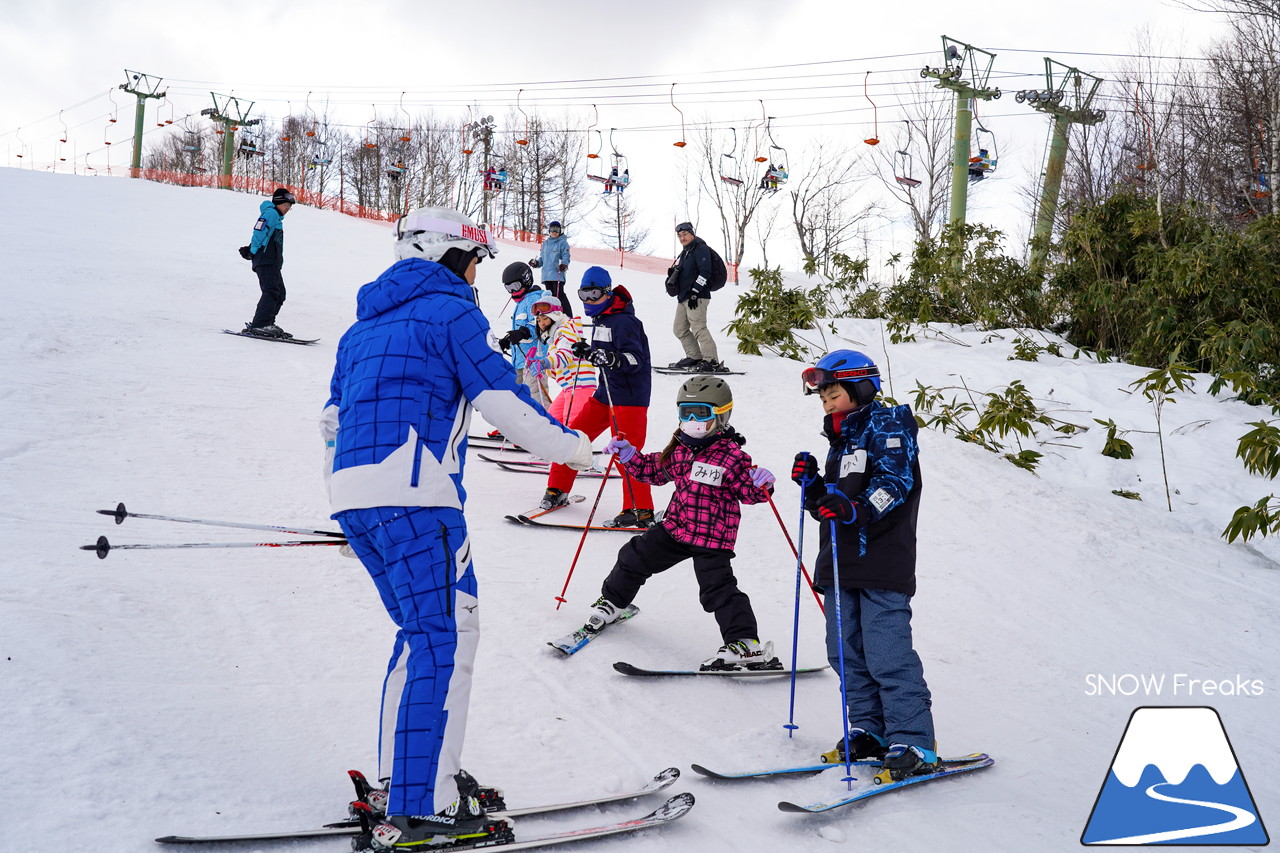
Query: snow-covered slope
1,167,1276,852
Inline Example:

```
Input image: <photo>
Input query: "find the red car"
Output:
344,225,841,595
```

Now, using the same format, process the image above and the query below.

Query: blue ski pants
336,506,477,817
824,586,934,751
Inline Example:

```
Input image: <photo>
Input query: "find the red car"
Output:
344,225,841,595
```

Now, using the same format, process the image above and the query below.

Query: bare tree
867,89,953,243
595,189,650,254
691,122,771,272
788,137,880,274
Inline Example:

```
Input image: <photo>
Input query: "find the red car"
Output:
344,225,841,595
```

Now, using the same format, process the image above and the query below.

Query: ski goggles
531,301,561,316
503,280,528,294
678,401,732,422
801,364,879,395
578,285,610,302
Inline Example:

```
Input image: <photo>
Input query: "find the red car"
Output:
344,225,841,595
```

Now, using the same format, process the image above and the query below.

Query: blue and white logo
1082,706,1269,846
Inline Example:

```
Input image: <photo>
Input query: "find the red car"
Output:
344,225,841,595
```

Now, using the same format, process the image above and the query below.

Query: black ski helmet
676,374,733,432
502,261,534,294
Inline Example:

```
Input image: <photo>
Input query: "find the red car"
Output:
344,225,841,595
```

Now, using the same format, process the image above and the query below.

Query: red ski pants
546,396,652,511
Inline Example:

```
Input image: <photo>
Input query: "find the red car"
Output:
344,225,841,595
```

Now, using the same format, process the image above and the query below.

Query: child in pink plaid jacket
583,375,781,671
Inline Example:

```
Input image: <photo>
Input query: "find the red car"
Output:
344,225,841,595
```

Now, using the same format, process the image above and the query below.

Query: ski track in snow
2,169,1278,853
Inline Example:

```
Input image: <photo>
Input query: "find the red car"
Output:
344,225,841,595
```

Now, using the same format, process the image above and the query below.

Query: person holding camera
665,222,728,373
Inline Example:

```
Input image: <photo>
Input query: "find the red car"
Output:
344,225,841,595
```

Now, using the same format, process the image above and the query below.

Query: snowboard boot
367,771,513,850
876,744,941,782
539,487,569,511
821,728,888,764
699,638,779,671
586,596,621,632
604,508,655,529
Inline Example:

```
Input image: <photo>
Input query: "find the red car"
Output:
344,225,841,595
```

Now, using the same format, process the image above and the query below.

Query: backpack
706,248,728,291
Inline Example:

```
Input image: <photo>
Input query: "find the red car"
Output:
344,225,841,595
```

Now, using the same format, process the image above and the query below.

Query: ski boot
346,769,506,821
357,771,514,850
667,357,699,370
539,487,569,511
820,728,888,764
585,596,621,632
873,744,941,784
699,639,779,672
604,508,655,529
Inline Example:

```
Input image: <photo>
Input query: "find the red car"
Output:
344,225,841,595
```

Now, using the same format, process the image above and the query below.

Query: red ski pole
553,453,617,610
766,493,824,614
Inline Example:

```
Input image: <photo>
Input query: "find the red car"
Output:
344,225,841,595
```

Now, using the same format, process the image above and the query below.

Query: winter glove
791,452,819,486
238,245,253,260
529,257,542,268
604,436,637,463
497,327,532,353
750,467,776,489
686,296,700,310
564,430,595,471
570,340,592,360
816,489,870,526
589,348,621,369
527,355,550,377
558,263,568,273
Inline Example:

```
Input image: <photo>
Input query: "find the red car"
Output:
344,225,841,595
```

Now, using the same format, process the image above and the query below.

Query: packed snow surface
1,168,1276,852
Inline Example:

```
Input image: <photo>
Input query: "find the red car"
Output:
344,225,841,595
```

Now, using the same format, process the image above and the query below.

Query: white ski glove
564,430,595,471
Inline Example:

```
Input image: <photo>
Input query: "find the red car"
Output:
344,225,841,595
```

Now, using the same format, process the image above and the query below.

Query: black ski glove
238,246,253,260
816,490,870,526
570,340,592,359
686,296,700,310
529,257,542,268
791,452,819,486
589,349,621,369
497,327,532,353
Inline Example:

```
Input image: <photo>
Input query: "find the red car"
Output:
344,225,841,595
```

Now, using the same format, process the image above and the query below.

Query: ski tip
649,792,696,820
776,801,812,814
689,763,716,778
155,836,196,844
655,767,681,784
612,661,642,676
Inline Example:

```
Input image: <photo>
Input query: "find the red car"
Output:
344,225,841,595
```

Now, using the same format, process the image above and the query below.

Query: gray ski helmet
676,374,733,432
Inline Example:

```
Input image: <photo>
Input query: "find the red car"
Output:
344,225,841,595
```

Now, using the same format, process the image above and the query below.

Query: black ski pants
601,524,758,643
251,266,286,328
542,280,573,317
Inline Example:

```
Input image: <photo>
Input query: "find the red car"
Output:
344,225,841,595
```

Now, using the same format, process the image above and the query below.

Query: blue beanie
580,266,612,290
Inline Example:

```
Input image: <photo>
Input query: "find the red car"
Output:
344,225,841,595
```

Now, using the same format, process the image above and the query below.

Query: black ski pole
97,502,344,538
81,535,346,560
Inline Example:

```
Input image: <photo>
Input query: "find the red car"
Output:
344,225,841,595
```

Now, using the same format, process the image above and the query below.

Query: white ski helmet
393,206,498,263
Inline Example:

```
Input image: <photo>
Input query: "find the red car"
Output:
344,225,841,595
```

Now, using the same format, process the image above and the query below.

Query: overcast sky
0,0,1232,264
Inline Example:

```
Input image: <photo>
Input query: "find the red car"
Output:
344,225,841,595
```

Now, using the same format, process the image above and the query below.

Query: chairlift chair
719,128,744,187
894,150,922,189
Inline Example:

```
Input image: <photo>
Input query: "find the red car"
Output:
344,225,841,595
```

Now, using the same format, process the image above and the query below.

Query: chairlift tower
920,37,1001,228
1017,59,1105,271
119,70,166,178
200,93,261,190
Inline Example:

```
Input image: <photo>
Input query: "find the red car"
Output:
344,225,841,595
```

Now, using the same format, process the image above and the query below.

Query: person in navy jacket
540,266,654,528
320,206,593,849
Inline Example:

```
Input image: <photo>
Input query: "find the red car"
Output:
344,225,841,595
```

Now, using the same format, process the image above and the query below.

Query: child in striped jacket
527,299,597,425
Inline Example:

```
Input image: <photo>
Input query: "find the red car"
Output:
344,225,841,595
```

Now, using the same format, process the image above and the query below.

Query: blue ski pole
825,483,855,789
783,468,813,738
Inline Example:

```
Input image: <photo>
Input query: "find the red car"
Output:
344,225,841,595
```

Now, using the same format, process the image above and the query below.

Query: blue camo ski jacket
802,400,923,596
321,258,585,514
533,233,571,282
248,200,285,270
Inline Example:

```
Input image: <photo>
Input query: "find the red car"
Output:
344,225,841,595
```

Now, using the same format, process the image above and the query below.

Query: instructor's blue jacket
321,258,583,513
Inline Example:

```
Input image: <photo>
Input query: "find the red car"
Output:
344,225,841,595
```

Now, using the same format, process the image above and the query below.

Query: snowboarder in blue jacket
528,220,572,315
321,206,594,850
240,187,295,337
791,349,937,781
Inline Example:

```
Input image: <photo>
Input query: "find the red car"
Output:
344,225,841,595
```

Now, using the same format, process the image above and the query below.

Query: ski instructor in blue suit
321,206,594,850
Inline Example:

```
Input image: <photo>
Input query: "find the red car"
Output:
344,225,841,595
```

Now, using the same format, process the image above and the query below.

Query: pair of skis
653,366,745,376
157,768,692,847
504,495,651,533
222,328,320,345
691,753,994,812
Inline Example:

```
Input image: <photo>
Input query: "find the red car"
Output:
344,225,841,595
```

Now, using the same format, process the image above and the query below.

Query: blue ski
692,753,987,781
777,754,994,813
547,605,640,655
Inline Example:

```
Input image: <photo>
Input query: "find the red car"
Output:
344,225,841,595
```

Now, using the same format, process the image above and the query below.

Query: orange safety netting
137,169,736,277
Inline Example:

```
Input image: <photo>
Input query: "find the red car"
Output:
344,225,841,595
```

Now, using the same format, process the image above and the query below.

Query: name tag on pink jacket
689,462,726,486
